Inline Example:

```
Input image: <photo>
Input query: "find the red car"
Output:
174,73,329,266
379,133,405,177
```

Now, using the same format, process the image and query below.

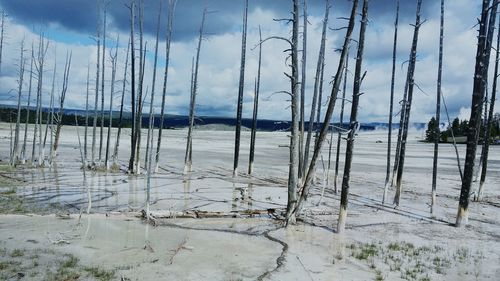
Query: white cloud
1,0,496,125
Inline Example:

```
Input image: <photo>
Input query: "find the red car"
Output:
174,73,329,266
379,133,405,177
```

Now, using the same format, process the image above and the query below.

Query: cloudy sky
0,0,492,123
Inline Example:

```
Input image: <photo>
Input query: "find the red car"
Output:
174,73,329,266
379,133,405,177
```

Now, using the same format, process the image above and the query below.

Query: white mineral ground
0,122,499,280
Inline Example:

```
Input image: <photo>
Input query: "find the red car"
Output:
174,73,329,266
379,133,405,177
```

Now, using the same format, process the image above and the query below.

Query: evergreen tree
425,117,439,142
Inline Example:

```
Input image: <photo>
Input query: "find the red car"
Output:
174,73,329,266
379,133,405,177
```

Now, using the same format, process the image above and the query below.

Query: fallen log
140,208,282,219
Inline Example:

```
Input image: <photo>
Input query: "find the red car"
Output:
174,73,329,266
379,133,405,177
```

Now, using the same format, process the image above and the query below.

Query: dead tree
113,38,130,166
13,39,26,165
248,26,262,175
32,34,49,165
134,0,145,174
53,51,72,157
0,11,5,74
282,0,300,224
9,116,13,164
315,60,325,137
382,0,399,204
48,65,57,165
155,0,176,172
145,2,162,171
474,0,498,185
135,40,146,174
337,0,368,233
21,45,34,162
456,0,495,226
303,0,329,180
390,48,412,188
290,0,359,222
105,37,118,169
333,48,348,194
145,90,157,219
477,6,500,201
184,57,195,173
99,7,107,162
84,63,90,165
298,0,308,179
393,0,423,207
42,54,57,163
92,2,102,167
184,9,208,173
233,0,249,177
128,0,137,173
431,0,444,214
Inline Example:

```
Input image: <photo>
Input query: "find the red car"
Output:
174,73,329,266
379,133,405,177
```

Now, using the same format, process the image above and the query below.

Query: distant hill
0,104,425,132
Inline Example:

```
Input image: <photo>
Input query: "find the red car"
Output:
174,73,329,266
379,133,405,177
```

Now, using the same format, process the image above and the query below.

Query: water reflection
245,183,254,210
183,176,191,210
11,163,281,215
232,182,238,212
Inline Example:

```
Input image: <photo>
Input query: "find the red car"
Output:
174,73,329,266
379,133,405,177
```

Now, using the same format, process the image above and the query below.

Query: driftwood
141,208,280,219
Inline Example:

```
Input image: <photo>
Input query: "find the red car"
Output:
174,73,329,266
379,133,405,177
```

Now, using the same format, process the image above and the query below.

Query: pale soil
0,122,499,280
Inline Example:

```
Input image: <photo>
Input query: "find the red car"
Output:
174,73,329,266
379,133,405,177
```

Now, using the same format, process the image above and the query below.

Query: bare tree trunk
84,63,90,166
21,46,34,162
431,0,444,214
113,38,130,166
184,10,207,173
474,2,499,186
248,27,262,175
313,49,326,182
290,0,359,221
0,11,5,74
303,34,326,176
99,8,107,162
53,51,72,158
135,43,146,174
286,0,301,223
315,62,325,136
128,0,137,173
477,6,500,201
383,0,399,204
391,91,409,187
105,37,118,169
34,35,49,166
325,122,334,198
43,55,57,165
13,39,26,165
283,0,301,225
337,0,368,234
145,117,154,219
298,0,308,180
334,48,348,194
155,0,176,172
92,2,102,167
184,58,195,173
32,35,48,164
145,2,162,171
48,75,56,165
134,0,145,174
456,0,495,226
303,0,329,187
184,9,207,173
9,116,13,165
233,0,249,177
394,0,423,207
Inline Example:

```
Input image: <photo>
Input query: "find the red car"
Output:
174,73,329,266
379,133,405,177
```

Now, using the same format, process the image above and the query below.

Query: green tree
426,117,439,142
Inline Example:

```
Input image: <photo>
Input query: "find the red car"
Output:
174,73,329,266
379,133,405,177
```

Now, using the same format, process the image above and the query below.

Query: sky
0,0,494,123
